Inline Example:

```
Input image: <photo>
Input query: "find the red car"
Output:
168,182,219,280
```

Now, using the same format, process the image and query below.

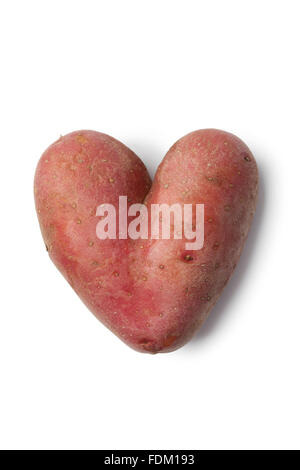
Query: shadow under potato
124,138,163,180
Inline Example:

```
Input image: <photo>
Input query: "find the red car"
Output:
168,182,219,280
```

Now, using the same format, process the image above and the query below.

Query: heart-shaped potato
34,129,258,353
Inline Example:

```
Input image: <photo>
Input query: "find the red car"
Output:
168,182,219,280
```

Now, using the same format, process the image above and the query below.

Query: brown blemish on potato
138,338,153,350
206,174,222,185
159,264,164,269
208,218,213,223
224,205,231,211
242,153,251,162
76,219,82,224
108,177,115,183
183,254,193,262
113,271,119,277
164,183,169,188
163,335,177,348
88,241,94,247
76,134,88,144
142,275,147,281
71,203,77,209
213,242,219,250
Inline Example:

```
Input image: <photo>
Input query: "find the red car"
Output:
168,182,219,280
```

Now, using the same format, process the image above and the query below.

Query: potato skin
34,129,258,353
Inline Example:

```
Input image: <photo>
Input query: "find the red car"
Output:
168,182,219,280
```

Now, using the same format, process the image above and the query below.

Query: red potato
34,129,258,353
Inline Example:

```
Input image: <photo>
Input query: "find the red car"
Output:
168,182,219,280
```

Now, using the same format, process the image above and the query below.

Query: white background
0,0,299,450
